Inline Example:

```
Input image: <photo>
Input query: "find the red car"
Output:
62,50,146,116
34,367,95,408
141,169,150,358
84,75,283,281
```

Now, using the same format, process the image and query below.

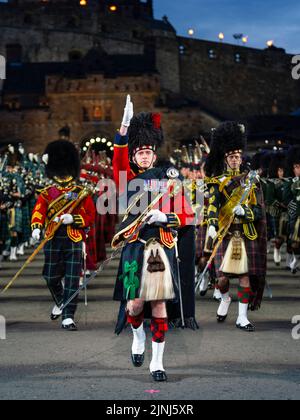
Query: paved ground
0,247,299,400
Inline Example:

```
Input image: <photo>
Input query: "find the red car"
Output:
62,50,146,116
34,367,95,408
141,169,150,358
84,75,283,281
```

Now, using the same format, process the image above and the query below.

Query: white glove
147,210,168,225
54,217,60,223
233,205,245,217
60,214,74,225
32,229,41,241
208,225,217,240
121,95,134,127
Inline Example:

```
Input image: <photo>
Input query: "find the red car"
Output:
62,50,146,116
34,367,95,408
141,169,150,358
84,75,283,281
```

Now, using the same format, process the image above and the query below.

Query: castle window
105,106,112,122
179,45,186,55
93,106,102,121
234,53,246,64
208,49,217,59
82,107,90,122
69,50,83,62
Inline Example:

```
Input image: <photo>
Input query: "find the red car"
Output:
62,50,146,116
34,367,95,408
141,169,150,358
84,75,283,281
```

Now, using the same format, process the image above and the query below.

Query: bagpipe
1,187,91,294
195,170,259,294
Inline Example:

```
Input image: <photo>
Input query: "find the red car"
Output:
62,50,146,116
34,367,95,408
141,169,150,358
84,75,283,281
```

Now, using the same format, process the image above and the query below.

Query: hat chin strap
134,153,156,171
225,157,241,172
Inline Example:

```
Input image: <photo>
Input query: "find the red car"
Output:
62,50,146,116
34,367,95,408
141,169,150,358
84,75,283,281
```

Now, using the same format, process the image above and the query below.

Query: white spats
52,305,62,317
150,341,165,373
17,244,25,256
217,293,232,317
273,248,282,265
131,324,146,355
236,302,251,328
289,253,298,272
62,318,75,327
213,288,222,301
9,247,17,261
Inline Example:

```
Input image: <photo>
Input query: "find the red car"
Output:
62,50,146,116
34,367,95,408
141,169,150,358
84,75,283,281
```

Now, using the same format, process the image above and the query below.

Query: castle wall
178,37,300,119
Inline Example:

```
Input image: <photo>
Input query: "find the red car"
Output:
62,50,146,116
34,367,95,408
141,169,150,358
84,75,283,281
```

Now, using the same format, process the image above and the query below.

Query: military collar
226,169,241,177
53,176,75,189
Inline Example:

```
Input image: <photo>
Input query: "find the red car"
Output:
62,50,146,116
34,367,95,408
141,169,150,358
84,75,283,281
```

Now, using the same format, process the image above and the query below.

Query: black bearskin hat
205,121,247,177
128,112,164,159
251,151,265,171
269,152,286,178
44,140,80,180
6,145,21,167
58,126,71,140
286,146,300,177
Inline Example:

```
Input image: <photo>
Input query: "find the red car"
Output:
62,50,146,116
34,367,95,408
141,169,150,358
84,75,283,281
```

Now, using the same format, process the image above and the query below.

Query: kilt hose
43,228,83,320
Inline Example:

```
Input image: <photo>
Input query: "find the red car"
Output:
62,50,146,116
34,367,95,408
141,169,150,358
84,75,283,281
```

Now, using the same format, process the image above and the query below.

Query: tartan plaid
214,227,267,278
21,203,31,243
151,317,168,343
11,208,23,233
127,312,144,329
43,226,83,320
195,224,207,262
237,286,251,304
214,182,267,279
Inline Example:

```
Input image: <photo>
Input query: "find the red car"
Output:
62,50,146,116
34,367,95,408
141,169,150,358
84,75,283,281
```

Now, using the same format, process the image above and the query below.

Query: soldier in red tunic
31,141,95,331
112,96,197,382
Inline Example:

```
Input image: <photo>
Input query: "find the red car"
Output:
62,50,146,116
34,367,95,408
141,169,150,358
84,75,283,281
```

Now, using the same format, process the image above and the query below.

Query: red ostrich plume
152,113,161,129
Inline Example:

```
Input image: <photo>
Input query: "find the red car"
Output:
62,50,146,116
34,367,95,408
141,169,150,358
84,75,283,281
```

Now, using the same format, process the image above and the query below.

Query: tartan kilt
195,224,207,262
21,203,31,243
214,228,266,278
9,208,23,233
113,226,179,303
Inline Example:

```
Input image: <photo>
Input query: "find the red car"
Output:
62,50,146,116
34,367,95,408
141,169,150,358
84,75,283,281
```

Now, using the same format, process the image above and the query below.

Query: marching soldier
112,95,196,382
267,153,290,268
204,122,267,332
283,147,300,274
31,140,95,331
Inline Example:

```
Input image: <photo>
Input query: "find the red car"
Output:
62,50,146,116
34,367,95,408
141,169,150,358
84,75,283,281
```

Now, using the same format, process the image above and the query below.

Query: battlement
178,36,292,72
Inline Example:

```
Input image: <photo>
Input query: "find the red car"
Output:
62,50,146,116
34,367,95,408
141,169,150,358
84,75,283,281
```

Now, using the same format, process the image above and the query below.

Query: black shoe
62,322,78,332
131,353,145,368
151,371,168,382
51,314,61,321
50,305,62,321
236,323,255,332
217,313,228,323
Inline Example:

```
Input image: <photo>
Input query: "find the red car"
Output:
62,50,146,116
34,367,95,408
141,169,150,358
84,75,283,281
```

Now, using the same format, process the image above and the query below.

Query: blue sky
154,0,300,54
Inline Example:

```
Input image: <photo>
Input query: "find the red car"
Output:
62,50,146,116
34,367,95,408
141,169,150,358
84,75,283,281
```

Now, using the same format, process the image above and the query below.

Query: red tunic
112,133,194,234
31,184,95,243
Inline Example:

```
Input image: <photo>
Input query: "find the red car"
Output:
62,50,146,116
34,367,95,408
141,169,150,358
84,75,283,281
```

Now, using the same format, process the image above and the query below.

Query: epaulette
204,176,222,185
37,186,52,195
